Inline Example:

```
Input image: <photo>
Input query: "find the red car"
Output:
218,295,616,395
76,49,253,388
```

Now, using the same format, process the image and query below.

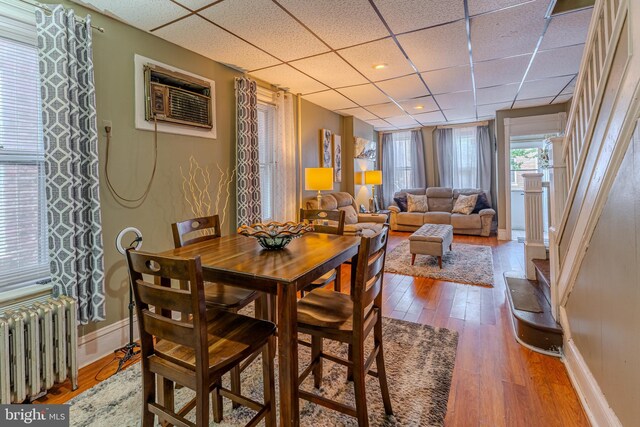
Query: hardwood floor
37,232,589,426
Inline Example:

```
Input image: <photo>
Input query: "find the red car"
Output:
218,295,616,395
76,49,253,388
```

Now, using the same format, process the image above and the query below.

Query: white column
523,173,547,280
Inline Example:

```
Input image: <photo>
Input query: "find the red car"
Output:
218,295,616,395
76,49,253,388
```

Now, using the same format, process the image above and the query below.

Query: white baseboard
563,338,622,427
498,228,510,240
77,316,139,369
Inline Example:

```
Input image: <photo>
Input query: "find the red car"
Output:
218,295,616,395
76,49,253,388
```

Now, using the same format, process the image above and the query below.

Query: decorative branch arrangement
180,156,236,226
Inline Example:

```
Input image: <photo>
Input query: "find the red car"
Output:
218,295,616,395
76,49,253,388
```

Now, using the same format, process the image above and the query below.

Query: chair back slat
126,249,209,374
136,280,193,315
142,310,196,347
353,225,389,317
300,209,345,235
172,215,221,248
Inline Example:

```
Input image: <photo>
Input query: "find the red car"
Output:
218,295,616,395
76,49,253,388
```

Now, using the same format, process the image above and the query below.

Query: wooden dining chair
296,225,393,426
126,250,276,427
172,215,260,403
299,208,346,296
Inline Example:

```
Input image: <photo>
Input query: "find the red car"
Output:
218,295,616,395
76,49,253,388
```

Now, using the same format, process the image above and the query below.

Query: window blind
0,33,50,291
257,102,276,221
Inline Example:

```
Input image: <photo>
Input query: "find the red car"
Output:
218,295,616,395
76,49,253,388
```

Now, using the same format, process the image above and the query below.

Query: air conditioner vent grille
169,88,210,127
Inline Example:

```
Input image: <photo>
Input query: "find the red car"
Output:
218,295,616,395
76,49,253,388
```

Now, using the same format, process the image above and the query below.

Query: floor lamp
305,167,334,208
365,170,382,212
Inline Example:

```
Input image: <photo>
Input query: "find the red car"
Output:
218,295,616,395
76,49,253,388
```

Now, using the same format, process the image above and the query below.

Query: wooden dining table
159,232,361,426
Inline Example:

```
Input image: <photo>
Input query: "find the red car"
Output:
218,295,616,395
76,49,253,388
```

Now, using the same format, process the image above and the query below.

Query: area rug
384,241,494,287
67,318,458,426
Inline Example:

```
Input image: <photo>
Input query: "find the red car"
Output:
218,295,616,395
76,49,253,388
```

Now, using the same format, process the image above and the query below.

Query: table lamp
365,170,382,212
305,167,334,208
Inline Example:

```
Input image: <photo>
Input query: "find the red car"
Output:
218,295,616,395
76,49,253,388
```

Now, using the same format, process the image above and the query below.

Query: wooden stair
504,259,562,355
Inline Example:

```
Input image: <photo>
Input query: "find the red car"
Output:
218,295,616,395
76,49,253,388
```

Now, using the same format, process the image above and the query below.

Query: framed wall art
320,129,332,167
332,134,342,182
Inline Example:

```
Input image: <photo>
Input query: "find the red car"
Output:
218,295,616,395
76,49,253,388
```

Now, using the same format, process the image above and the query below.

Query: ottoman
409,224,454,269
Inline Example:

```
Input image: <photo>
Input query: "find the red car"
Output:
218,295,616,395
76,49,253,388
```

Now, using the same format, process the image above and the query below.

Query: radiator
0,296,78,403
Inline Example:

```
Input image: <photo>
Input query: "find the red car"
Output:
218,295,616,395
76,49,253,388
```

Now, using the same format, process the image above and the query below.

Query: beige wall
495,103,571,229
44,2,342,337
565,123,640,426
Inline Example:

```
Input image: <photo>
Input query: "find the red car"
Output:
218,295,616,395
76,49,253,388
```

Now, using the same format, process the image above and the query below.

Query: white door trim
502,112,567,241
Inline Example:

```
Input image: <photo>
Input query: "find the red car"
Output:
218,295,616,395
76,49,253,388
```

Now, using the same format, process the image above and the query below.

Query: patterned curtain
235,77,261,226
36,6,105,324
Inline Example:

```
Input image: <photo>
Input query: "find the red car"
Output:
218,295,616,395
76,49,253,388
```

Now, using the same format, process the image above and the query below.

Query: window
390,131,414,193
510,148,540,190
0,34,50,291
257,101,276,221
450,127,478,189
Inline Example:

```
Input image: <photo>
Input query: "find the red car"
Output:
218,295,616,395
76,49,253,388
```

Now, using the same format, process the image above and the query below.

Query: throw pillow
394,196,408,212
407,194,429,213
339,205,358,224
452,194,478,215
472,192,492,214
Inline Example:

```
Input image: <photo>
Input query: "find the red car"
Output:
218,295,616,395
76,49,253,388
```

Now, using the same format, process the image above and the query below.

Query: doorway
509,134,550,243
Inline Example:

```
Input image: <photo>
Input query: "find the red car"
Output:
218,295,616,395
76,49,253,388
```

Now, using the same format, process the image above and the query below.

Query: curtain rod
436,120,489,129
380,127,421,134
18,0,105,33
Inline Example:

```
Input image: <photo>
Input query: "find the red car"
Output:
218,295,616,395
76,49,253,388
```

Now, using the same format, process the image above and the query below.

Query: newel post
523,173,546,280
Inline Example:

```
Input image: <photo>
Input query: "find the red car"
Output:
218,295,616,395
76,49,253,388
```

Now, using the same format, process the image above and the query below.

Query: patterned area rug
68,318,458,426
385,241,494,287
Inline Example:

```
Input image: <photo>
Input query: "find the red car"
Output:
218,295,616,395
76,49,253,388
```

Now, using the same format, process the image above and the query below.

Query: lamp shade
365,170,382,185
305,167,334,191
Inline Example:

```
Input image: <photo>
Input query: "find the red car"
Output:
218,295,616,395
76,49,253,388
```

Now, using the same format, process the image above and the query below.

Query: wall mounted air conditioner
144,64,212,129
134,55,217,139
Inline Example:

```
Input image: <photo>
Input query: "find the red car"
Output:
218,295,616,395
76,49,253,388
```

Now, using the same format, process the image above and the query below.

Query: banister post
523,173,546,280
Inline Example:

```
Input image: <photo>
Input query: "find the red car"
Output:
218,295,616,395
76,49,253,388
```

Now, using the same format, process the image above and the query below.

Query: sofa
305,192,386,237
387,187,495,236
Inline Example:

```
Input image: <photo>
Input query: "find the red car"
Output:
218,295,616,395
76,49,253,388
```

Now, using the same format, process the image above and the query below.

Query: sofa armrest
479,208,496,217
387,205,400,213
358,213,387,224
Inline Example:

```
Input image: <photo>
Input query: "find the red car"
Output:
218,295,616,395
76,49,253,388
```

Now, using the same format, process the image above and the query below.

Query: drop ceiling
73,0,592,131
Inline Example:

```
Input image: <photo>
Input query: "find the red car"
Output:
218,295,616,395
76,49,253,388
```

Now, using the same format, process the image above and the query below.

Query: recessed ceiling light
372,63,388,70
414,105,424,110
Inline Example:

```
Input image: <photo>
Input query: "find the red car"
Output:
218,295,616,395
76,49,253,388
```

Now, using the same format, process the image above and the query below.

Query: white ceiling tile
337,107,378,121
477,102,512,117
172,0,216,11
303,90,358,110
199,0,329,62
154,15,279,71
561,78,577,95
366,119,393,128
471,0,547,61
276,0,389,49
337,84,390,106
540,8,593,50
468,0,530,16
434,91,474,110
474,55,531,88
476,83,519,105
250,64,328,94
375,75,428,100
414,111,446,125
372,0,464,34
398,96,438,113
518,75,573,99
553,94,573,104
290,53,368,88
445,108,477,121
397,21,469,71
513,96,555,108
385,115,420,127
527,44,584,80
77,0,189,31
338,38,415,81
366,102,405,118
421,65,473,95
